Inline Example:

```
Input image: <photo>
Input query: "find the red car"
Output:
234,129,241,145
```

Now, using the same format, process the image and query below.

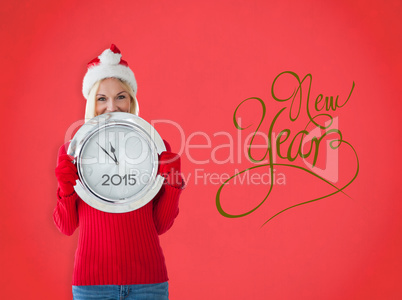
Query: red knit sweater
53,142,182,286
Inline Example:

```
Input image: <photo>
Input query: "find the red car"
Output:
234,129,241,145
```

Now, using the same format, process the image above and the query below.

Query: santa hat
82,44,139,111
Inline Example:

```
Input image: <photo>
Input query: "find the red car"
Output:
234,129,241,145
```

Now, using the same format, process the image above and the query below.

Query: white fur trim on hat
82,45,138,100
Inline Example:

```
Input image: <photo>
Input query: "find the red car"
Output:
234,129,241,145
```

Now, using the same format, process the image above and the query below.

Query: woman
54,44,184,300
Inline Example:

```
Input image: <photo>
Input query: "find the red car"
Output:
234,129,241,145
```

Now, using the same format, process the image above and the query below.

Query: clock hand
110,142,119,165
96,142,118,164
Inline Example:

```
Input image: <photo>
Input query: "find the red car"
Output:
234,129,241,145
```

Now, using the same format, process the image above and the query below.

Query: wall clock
67,112,166,213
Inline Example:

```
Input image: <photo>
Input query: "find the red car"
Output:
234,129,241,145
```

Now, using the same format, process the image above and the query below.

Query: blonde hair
85,78,139,122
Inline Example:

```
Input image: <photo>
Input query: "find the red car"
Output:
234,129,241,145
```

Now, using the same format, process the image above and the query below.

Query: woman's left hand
158,152,183,188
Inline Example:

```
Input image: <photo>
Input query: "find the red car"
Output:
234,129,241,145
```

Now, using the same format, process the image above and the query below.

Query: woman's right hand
55,154,79,196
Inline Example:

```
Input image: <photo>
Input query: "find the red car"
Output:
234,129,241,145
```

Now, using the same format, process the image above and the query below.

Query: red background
1,0,401,299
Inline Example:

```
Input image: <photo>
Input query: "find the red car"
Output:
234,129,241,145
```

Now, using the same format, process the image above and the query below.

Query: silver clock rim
67,112,166,213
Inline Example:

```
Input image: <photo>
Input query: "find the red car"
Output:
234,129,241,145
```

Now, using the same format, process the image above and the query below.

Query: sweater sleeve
152,139,184,234
152,183,183,235
53,143,79,236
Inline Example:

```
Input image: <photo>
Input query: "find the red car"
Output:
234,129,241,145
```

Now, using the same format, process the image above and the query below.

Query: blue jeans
72,282,169,300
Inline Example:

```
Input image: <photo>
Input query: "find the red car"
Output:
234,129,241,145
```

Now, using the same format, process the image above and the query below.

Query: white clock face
78,124,155,202
68,112,166,213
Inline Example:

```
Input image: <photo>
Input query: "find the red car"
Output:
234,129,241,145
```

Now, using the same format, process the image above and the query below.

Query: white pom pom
98,49,121,65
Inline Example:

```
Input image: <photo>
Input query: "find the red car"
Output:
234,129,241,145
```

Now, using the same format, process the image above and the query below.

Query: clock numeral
122,174,137,185
111,174,122,185
101,174,137,186
101,174,110,186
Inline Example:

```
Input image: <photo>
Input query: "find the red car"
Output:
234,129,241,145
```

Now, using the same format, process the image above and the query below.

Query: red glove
55,154,79,196
158,152,183,188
